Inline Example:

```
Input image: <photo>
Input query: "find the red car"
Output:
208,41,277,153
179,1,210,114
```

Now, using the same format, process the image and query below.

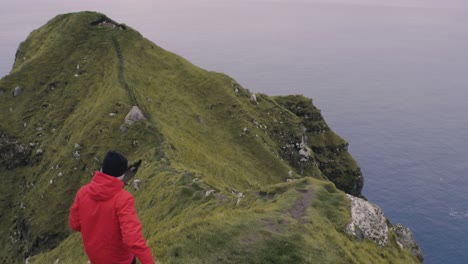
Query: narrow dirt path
111,35,156,124
288,189,314,222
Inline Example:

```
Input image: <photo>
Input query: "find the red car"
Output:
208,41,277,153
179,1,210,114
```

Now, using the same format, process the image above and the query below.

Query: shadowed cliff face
0,12,419,263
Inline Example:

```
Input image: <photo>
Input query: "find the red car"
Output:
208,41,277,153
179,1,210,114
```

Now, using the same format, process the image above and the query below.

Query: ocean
1,1,467,263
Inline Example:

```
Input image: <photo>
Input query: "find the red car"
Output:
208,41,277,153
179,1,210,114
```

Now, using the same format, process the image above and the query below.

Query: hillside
0,12,420,263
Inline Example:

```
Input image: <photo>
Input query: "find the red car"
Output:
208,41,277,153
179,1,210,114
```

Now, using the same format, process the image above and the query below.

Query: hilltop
0,12,421,263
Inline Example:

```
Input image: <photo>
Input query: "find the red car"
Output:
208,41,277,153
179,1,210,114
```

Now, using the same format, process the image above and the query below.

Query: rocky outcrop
274,95,363,196
90,15,126,30
346,195,424,262
0,132,31,169
392,224,424,262
345,194,388,246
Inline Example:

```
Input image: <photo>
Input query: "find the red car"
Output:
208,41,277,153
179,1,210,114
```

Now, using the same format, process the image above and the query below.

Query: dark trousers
131,256,136,264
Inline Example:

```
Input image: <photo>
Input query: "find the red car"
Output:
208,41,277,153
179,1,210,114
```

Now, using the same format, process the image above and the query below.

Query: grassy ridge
0,12,417,263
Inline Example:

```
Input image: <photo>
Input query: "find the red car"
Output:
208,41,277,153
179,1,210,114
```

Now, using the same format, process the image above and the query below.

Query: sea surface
1,1,467,263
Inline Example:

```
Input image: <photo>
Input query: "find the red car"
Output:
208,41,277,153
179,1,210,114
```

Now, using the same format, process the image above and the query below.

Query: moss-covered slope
0,12,417,263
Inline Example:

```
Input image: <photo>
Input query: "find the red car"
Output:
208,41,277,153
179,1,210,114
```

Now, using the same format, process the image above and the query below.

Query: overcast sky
1,0,467,77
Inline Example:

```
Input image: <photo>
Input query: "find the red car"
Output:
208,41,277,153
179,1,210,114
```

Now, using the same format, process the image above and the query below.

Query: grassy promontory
0,12,417,263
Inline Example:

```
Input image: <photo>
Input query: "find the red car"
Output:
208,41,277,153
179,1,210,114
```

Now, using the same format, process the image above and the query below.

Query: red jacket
69,171,154,264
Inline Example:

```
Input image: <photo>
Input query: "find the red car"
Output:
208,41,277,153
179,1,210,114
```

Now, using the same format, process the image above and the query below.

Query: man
69,151,154,264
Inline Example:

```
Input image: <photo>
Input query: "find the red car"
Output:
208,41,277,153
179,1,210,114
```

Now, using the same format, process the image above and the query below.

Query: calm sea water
1,1,468,263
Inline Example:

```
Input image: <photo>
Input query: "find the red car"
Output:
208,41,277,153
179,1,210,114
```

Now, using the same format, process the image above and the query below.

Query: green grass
0,11,418,263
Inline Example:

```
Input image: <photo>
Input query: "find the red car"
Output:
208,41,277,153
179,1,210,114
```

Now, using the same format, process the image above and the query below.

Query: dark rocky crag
0,12,422,263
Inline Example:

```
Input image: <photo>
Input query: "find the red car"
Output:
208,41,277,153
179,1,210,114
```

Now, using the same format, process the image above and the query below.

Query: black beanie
102,151,128,177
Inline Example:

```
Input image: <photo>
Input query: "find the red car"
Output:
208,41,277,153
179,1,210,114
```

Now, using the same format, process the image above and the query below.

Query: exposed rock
231,189,245,205
0,133,31,169
72,150,80,160
345,194,388,246
133,179,141,191
250,93,258,104
236,192,244,206
90,15,127,30
36,148,43,155
124,106,146,125
298,133,312,162
205,189,215,197
13,86,22,97
392,224,424,262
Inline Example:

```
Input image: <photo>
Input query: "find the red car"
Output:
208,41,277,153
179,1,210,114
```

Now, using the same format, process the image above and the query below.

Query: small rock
234,88,239,93
54,258,59,264
13,86,22,97
58,172,63,177
133,179,141,191
109,113,117,117
29,142,36,147
36,148,43,155
205,189,215,197
288,171,294,177
124,106,146,125
132,140,138,147
250,93,258,104
36,127,43,131
74,143,81,149
23,122,27,128
73,150,80,160
236,192,244,206
49,179,53,184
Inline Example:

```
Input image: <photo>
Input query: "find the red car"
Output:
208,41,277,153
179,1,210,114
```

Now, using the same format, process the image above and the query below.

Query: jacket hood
88,171,124,201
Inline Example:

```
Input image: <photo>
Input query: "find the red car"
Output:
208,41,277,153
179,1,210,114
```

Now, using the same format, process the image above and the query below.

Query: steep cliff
0,12,421,263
